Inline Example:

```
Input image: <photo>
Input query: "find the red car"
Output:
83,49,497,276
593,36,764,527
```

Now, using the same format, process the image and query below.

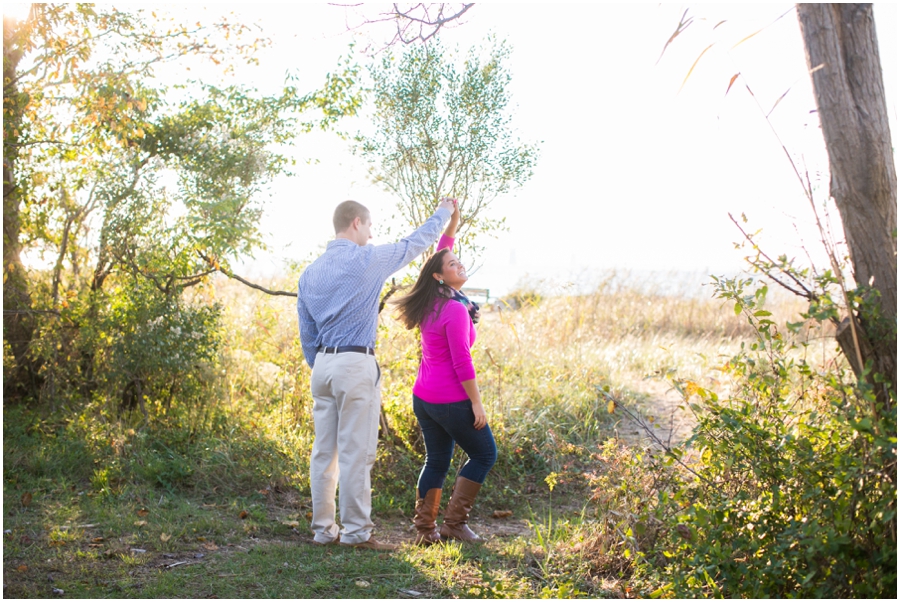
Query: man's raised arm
374,198,456,277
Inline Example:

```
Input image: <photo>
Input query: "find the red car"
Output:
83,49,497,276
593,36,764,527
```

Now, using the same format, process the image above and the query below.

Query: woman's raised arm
436,198,460,252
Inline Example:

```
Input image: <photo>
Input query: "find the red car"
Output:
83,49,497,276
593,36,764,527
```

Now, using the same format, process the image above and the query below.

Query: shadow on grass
137,539,488,599
4,401,626,599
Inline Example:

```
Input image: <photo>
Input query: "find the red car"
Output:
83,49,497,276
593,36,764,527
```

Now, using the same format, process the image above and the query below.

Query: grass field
3,272,820,598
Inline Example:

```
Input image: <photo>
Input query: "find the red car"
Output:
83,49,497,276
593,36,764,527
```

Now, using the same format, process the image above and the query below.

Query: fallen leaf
21,492,33,507
196,536,207,542
282,520,300,528
305,511,312,521
134,520,147,527
160,533,171,542
239,510,249,520
492,510,513,518
257,488,270,496
355,580,370,588
48,540,66,547
17,565,28,572
202,542,219,551
91,537,105,543
136,508,149,517
88,543,103,548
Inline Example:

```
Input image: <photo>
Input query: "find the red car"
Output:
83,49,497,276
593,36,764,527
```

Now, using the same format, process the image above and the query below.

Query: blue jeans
413,395,497,498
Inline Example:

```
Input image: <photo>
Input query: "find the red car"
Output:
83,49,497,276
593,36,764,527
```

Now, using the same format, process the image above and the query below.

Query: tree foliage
356,37,538,264
3,4,360,408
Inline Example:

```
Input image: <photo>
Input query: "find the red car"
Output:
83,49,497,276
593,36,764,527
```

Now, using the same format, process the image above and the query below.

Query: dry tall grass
210,270,817,463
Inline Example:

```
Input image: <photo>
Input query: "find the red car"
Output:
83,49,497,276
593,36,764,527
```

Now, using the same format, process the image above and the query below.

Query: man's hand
449,199,460,222
438,197,456,214
440,197,460,239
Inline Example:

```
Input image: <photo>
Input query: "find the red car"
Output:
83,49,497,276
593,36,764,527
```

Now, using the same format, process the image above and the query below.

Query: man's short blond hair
333,200,370,234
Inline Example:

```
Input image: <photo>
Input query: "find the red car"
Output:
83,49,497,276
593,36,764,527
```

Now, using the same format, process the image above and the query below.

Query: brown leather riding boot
439,476,483,543
413,488,442,545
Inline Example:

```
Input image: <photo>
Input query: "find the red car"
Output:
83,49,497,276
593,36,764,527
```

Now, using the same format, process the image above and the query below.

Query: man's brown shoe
341,536,396,551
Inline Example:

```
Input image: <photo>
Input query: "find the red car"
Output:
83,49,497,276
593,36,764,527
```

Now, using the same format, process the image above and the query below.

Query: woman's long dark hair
393,249,454,330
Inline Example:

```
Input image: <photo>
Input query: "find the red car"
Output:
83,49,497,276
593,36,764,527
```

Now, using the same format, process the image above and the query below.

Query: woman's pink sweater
412,299,477,403
436,234,453,253
411,234,477,403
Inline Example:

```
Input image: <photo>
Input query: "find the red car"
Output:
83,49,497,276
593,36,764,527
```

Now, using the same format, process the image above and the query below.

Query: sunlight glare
3,3,32,22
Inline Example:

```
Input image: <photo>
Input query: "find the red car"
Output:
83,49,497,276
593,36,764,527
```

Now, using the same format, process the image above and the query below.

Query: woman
394,200,496,545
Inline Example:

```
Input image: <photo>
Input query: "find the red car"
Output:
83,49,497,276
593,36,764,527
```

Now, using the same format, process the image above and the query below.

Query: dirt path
618,379,696,450
374,512,534,547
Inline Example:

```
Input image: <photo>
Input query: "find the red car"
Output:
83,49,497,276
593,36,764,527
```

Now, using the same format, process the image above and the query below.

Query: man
297,198,455,550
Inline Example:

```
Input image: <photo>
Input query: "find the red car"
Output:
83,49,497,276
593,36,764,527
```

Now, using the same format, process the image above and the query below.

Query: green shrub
99,278,222,410
634,278,896,598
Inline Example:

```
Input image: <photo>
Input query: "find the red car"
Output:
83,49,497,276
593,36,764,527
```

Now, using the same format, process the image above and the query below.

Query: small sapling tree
356,37,538,266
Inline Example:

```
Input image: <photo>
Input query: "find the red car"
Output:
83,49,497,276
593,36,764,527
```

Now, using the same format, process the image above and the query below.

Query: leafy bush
99,278,222,412
631,277,896,598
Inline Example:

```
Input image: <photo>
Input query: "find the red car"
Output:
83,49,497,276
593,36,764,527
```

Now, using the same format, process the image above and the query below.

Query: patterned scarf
450,288,480,324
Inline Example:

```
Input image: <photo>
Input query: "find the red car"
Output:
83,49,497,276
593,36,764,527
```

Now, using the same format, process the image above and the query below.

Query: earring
439,279,444,285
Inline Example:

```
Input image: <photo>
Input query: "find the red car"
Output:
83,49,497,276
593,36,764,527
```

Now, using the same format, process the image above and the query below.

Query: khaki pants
309,351,381,545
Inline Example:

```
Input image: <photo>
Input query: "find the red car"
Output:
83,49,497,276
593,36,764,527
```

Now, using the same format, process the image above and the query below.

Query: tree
621,8,897,594
356,37,538,264
3,10,41,400
2,5,359,406
796,3,896,403
660,4,895,403
348,3,475,47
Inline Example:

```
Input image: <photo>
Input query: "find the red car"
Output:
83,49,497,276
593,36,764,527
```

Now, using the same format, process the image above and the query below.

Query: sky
7,3,898,298
227,2,897,297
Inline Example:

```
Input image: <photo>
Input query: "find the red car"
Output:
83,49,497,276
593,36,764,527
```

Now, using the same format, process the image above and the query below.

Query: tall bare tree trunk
797,3,897,402
3,15,42,403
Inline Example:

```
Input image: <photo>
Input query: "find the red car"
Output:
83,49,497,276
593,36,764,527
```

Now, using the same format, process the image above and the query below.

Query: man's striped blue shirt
296,208,451,368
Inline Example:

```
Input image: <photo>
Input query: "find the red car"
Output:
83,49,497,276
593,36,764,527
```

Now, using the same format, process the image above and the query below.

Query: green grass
5,274,816,598
3,399,631,598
